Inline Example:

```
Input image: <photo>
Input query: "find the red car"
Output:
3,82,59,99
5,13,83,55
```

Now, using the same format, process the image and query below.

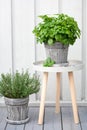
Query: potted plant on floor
33,13,81,65
0,70,40,124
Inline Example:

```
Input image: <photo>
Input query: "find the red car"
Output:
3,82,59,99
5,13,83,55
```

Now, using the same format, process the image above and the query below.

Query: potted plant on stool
33,14,81,64
0,70,40,124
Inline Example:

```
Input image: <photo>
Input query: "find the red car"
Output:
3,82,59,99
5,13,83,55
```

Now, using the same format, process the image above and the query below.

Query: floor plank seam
1,106,87,130
60,107,63,130
78,109,83,130
23,124,26,130
43,107,45,130
4,122,8,130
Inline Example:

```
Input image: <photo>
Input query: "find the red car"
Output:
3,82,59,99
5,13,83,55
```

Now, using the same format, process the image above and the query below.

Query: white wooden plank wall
61,0,82,101
11,0,35,101
0,0,12,73
12,0,35,73
0,0,87,103
35,0,58,101
84,0,87,100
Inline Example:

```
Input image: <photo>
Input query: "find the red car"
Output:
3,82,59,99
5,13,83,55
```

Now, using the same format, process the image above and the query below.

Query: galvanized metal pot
44,42,69,64
4,96,29,124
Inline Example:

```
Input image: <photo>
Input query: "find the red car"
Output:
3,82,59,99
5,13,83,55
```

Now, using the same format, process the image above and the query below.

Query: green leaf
43,57,55,67
48,39,54,45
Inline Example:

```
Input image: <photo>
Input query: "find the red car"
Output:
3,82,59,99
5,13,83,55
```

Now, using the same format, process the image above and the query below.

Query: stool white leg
68,72,79,124
55,72,61,113
38,72,48,124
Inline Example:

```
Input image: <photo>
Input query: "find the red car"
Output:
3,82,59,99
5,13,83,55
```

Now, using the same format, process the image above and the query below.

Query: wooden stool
33,60,83,125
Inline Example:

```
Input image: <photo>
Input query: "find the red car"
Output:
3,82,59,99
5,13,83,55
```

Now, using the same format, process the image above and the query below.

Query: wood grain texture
35,0,58,102
68,72,79,123
0,107,7,130
6,123,25,130
55,72,61,113
38,72,48,124
6,124,17,130
16,124,25,130
0,0,86,103
78,107,87,130
0,107,87,130
0,0,12,74
61,0,82,101
25,107,43,130
12,0,35,101
44,107,61,130
5,97,29,124
62,107,81,130
84,0,87,101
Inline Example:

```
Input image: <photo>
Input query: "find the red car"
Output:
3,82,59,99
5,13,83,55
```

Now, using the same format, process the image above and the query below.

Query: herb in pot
33,14,81,46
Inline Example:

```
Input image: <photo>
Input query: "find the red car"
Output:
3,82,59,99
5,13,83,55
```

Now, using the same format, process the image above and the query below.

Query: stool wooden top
33,60,83,72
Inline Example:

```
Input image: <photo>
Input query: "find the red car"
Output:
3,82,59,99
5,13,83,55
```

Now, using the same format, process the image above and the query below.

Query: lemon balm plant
33,14,81,64
0,70,40,124
33,14,80,45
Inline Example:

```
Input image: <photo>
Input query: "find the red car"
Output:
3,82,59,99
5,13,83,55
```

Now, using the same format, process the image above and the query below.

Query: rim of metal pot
6,117,30,125
4,96,29,105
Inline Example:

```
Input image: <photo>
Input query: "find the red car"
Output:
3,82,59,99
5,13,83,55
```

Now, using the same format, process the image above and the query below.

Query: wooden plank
62,0,82,101
62,107,81,130
62,72,82,100
5,100,26,130
78,107,87,130
6,109,25,130
12,0,35,101
0,0,12,73
25,107,43,130
81,0,86,101
35,0,58,101
6,124,17,130
0,107,7,130
44,107,61,130
0,108,5,123
84,0,87,101
6,123,24,130
0,0,12,104
38,72,48,124
12,0,35,72
68,72,79,123
0,107,17,130
16,124,25,130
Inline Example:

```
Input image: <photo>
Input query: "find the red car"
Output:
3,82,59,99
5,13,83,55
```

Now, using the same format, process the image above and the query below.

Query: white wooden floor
0,106,87,130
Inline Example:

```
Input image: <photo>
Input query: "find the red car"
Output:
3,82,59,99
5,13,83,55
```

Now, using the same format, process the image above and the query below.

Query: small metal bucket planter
4,96,29,124
44,42,69,64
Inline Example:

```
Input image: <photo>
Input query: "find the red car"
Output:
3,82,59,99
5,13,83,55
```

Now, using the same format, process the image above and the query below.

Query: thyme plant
0,71,40,98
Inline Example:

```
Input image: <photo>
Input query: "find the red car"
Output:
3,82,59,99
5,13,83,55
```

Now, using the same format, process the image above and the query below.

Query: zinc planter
44,42,69,64
4,96,29,124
